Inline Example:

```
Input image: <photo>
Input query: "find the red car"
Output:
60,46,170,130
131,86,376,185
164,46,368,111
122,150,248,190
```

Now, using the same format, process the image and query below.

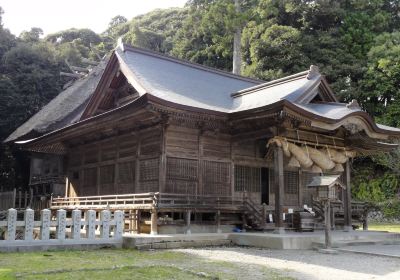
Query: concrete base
123,230,400,250
158,224,234,234
0,238,122,253
123,233,231,250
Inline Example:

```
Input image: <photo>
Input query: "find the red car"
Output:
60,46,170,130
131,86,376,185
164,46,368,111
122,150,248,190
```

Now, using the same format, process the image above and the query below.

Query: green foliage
381,199,400,219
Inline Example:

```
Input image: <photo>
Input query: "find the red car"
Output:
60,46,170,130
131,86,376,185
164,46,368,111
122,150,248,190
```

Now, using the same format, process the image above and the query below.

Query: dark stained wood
344,160,352,231
274,146,284,231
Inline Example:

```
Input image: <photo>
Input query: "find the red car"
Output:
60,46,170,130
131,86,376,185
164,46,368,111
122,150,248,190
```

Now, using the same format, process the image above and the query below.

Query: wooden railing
51,193,157,210
51,192,245,211
156,193,244,210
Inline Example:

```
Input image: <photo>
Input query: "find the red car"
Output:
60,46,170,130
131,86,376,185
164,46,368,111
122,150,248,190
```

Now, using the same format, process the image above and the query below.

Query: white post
56,209,66,240
6,208,17,241
71,209,82,239
114,210,124,239
86,210,96,239
40,209,51,240
100,210,111,239
24,208,34,241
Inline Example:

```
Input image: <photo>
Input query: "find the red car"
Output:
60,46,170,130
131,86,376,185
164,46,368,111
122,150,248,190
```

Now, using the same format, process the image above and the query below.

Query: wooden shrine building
6,42,400,234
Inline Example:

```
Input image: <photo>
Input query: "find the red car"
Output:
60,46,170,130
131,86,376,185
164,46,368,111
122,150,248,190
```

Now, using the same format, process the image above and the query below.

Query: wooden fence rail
0,208,124,243
51,192,245,211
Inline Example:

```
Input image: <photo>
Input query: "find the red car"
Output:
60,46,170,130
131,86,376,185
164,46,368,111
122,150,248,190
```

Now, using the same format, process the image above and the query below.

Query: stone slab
0,238,122,253
338,244,400,259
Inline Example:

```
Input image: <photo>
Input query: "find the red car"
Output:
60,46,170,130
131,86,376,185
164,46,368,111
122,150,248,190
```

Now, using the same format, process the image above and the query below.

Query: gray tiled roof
7,43,400,143
115,47,260,112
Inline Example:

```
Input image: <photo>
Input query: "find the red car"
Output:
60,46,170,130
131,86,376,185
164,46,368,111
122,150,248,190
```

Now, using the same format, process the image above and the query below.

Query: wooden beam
274,146,285,233
150,210,158,235
186,210,191,234
344,160,352,231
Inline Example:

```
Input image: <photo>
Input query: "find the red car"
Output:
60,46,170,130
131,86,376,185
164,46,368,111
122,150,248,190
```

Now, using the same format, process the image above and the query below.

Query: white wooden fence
0,208,124,244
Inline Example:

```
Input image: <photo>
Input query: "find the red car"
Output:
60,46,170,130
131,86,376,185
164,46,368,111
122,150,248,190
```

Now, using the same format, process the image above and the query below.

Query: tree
20,27,43,43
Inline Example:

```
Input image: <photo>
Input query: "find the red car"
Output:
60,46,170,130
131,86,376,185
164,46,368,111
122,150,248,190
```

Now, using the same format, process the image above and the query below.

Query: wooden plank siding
66,126,162,197
64,121,340,210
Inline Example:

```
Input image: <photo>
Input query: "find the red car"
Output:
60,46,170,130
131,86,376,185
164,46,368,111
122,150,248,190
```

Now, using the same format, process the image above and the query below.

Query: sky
1,0,188,36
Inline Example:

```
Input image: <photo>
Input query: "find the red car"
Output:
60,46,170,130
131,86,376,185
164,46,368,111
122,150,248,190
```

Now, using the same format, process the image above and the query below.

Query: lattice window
82,167,97,195
234,165,261,192
100,165,115,185
139,158,159,181
167,157,198,180
202,161,230,195
269,169,299,194
166,157,198,194
138,158,159,192
301,171,318,205
284,171,298,194
118,161,135,184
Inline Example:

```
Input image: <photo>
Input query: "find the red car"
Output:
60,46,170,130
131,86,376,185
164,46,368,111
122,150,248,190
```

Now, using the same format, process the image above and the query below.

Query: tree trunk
233,0,242,75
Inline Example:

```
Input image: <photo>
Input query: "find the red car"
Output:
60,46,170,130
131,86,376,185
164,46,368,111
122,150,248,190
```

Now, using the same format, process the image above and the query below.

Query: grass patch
0,248,291,280
368,223,400,233
0,269,14,280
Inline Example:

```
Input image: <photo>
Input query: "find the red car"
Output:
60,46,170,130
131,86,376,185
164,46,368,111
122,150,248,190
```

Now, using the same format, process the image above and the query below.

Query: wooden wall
165,125,231,196
65,122,339,209
66,126,162,197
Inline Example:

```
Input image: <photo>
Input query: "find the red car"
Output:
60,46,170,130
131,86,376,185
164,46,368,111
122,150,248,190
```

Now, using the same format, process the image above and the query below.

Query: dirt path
174,247,400,280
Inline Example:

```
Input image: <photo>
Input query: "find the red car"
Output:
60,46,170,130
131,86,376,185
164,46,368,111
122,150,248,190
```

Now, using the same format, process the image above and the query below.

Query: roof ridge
231,70,310,97
120,43,263,84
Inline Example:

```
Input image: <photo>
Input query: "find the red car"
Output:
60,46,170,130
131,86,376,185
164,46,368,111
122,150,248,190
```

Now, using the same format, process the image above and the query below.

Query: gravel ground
173,247,400,280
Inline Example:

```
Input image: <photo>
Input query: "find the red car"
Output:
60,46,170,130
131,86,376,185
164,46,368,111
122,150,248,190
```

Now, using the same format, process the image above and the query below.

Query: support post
56,209,66,240
114,210,124,239
274,146,285,234
40,209,51,240
344,160,352,231
24,208,34,241
150,210,158,235
136,210,141,234
86,210,96,239
6,208,17,241
186,210,192,234
324,201,332,249
261,203,267,229
72,209,82,239
100,210,111,239
216,210,221,233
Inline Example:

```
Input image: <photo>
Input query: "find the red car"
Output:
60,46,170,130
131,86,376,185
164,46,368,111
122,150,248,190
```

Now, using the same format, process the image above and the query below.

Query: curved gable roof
5,60,107,143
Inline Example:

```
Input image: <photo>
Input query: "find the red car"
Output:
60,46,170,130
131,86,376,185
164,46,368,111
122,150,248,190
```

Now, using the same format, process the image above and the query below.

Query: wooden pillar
136,210,141,234
150,210,158,235
159,124,167,193
261,203,267,229
344,160,352,231
324,201,332,249
363,215,368,231
274,146,285,233
216,210,221,233
186,210,191,234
